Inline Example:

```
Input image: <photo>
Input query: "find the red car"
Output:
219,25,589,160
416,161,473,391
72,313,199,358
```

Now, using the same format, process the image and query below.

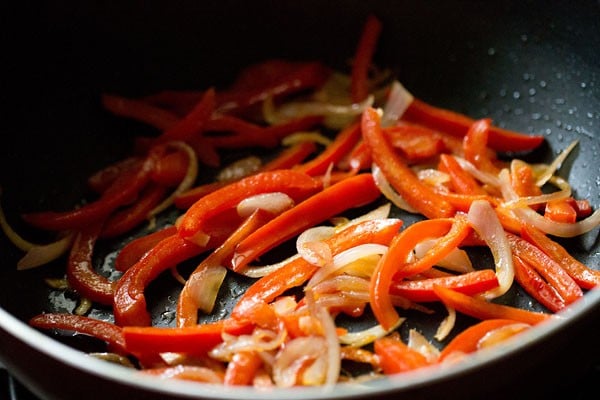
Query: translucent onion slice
434,304,456,342
467,200,514,299
236,192,295,219
309,293,340,386
417,168,450,187
381,80,414,127
185,265,227,314
414,239,474,273
477,323,530,349
306,243,389,290
454,156,502,188
535,140,578,186
408,329,441,362
372,164,419,213
216,156,262,182
281,131,332,147
503,175,572,209
296,226,336,267
148,141,198,218
273,336,326,387
339,320,404,348
210,328,286,361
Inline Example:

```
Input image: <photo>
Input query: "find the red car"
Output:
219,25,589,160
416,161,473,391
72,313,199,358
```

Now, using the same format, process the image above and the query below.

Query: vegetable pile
2,14,599,388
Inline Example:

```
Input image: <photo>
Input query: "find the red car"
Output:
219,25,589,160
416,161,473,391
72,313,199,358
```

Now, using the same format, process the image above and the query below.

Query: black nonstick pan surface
1,1,599,399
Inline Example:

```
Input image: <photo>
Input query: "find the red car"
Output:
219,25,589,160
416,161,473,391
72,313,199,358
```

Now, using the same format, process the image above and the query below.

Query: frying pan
1,1,599,399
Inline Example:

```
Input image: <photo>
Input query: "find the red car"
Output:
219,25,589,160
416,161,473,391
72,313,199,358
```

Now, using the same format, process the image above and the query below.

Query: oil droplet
528,88,536,96
520,34,528,42
555,98,566,105
539,80,547,88
487,47,496,56
499,88,507,97
513,91,521,99
531,112,542,120
580,82,587,89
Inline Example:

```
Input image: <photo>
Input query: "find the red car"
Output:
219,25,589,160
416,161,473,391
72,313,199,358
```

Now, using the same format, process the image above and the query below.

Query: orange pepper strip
231,173,381,272
101,93,180,131
520,224,600,289
231,218,403,321
361,107,455,219
351,15,382,103
512,254,566,312
544,199,578,224
507,233,583,307
369,217,466,330
176,209,275,327
374,335,431,374
177,170,321,246
67,221,115,305
510,160,543,211
29,313,126,355
384,125,447,163
114,225,177,272
438,318,532,361
432,285,552,326
438,154,487,195
122,319,253,355
389,269,499,302
224,351,264,386
402,98,545,152
295,122,362,176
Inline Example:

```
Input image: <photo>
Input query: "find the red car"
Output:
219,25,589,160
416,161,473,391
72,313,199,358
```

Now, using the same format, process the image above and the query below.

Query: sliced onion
372,164,419,213
281,131,333,147
467,200,514,299
216,156,262,182
210,328,286,361
414,239,474,273
184,265,227,314
144,365,224,383
477,323,530,349
339,320,404,347
272,336,326,387
513,207,600,237
309,293,340,386
503,175,572,209
236,192,294,218
535,140,578,186
334,202,392,231
16,233,75,270
434,304,456,342
148,141,198,218
296,226,336,267
237,254,302,278
454,156,502,188
408,329,441,362
417,168,450,187
381,80,414,127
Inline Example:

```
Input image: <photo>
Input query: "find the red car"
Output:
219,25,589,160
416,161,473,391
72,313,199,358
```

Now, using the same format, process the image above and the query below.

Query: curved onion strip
144,365,224,383
237,253,303,278
296,226,336,266
312,274,371,294
381,80,414,127
339,320,404,347
306,243,388,290
417,168,450,187
281,131,332,147
308,293,341,386
408,329,441,362
148,141,198,218
477,323,530,350
467,200,514,299
273,336,326,387
514,207,600,237
185,265,227,313
237,192,295,219
414,239,474,273
372,164,419,213
503,175,572,209
16,233,75,270
334,203,392,231
454,156,502,188
216,156,262,182
210,328,286,361
535,140,578,186
433,304,456,342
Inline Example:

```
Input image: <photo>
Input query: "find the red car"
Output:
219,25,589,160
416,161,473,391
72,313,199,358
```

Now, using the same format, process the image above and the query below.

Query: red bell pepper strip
151,149,190,187
177,170,321,246
29,313,126,355
512,254,566,312
173,141,318,209
389,269,499,302
232,218,403,321
100,183,168,239
374,335,431,374
216,60,331,114
402,98,545,152
295,122,362,176
438,318,531,361
438,154,487,195
177,209,275,327
22,147,161,231
113,211,243,327
153,88,215,145
224,351,263,386
510,160,543,210
101,93,179,131
462,118,499,174
506,233,583,307
114,225,177,272
351,15,382,103
520,224,600,289
67,221,115,305
87,157,143,194
432,285,552,326
231,173,381,272
370,217,469,330
362,107,455,219
122,319,253,355
384,125,447,163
